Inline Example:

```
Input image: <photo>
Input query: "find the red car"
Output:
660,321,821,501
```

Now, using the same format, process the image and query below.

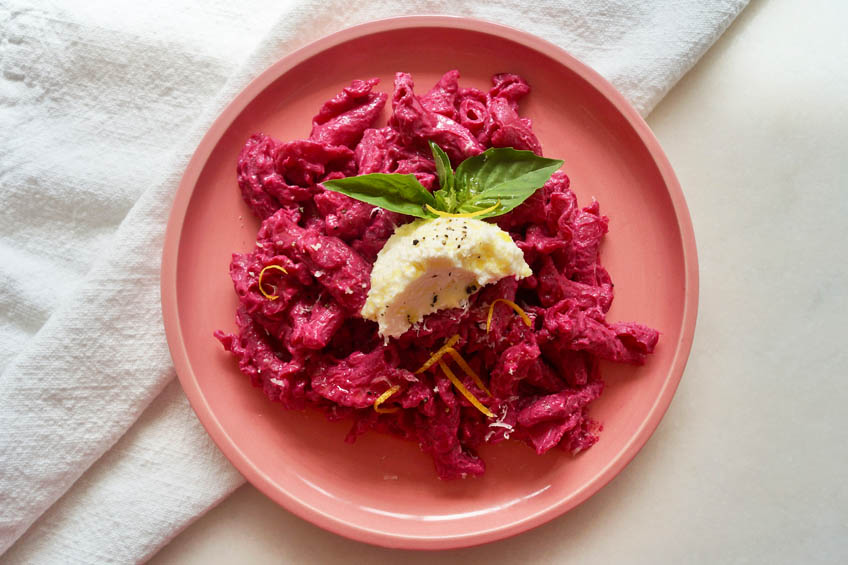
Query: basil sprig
322,142,563,219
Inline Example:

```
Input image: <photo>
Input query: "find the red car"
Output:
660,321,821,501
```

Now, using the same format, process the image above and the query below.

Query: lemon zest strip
415,334,461,374
373,384,402,414
425,200,500,218
258,264,288,301
438,360,495,418
444,347,492,398
485,298,532,332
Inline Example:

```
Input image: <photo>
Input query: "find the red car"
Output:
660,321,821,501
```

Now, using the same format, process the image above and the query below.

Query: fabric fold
1,381,244,565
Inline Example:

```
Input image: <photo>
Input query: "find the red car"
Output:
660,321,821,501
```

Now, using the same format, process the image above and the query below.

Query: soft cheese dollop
362,217,532,338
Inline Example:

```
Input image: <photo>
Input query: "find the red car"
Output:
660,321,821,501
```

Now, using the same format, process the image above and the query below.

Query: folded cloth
0,0,747,562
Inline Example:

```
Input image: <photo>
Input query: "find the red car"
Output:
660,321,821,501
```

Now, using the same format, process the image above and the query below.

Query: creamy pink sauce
214,71,659,479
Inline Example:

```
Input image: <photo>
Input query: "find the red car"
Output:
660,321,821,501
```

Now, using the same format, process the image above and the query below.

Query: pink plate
161,16,698,550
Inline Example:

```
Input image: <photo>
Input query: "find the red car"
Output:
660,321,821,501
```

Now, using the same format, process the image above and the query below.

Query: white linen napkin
0,0,747,562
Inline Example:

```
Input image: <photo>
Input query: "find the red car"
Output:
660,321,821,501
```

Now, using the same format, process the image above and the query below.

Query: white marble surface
150,1,848,562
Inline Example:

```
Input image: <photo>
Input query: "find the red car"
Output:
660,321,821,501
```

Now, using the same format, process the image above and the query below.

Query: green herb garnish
322,142,563,219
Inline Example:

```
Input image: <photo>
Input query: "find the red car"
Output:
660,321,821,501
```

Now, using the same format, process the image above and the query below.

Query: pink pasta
215,71,658,479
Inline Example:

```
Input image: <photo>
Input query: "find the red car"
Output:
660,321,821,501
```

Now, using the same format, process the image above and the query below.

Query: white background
151,0,848,562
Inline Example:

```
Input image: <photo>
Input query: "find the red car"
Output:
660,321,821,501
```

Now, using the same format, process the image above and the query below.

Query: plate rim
161,14,699,550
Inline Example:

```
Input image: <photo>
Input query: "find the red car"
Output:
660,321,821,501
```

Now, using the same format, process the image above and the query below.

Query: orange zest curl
373,384,402,414
258,265,288,300
425,200,500,218
415,334,460,374
438,360,495,418
485,298,532,332
444,347,492,398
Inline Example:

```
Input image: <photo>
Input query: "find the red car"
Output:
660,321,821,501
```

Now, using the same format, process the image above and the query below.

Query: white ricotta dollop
362,217,532,338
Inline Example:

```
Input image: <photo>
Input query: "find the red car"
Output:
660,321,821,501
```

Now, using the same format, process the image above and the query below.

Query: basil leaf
322,173,436,218
429,141,457,212
454,148,563,218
